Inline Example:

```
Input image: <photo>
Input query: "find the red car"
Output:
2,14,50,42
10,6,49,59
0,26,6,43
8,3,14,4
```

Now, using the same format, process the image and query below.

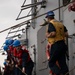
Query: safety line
65,66,75,75
18,67,28,75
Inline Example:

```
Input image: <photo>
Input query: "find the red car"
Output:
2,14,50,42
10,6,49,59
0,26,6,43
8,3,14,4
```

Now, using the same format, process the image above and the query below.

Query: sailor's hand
22,67,25,73
46,32,49,38
15,64,18,67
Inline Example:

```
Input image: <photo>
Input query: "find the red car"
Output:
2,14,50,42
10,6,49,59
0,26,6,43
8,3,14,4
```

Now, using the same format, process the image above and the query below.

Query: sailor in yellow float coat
45,11,69,75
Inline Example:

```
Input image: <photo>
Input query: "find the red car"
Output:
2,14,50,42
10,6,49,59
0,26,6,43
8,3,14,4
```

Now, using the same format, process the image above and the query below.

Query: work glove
22,67,25,73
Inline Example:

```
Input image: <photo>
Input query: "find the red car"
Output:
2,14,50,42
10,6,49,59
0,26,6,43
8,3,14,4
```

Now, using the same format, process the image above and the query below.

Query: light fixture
41,0,46,8
22,28,25,33
2,52,5,55
18,34,22,38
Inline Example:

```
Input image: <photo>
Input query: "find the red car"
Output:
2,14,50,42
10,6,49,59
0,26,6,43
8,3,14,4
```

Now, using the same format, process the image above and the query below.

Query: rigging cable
0,1,74,33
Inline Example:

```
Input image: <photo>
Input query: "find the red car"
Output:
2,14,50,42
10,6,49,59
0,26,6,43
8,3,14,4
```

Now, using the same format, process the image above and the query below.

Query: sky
0,0,31,67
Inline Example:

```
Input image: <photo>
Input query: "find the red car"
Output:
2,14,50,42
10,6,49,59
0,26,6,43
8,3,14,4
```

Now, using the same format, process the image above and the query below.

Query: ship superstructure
0,0,75,75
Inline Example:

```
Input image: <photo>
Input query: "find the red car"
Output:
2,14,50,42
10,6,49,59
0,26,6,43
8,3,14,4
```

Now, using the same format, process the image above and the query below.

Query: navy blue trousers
22,60,34,75
48,40,69,75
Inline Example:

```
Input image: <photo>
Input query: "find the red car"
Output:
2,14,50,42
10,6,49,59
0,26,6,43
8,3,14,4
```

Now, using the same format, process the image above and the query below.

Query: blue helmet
4,39,10,45
3,45,9,51
3,61,7,65
45,11,55,18
8,39,14,46
13,40,21,47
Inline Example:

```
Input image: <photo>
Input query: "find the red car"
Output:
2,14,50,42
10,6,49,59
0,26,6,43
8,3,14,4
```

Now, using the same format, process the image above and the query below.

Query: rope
17,67,28,75
65,66,75,75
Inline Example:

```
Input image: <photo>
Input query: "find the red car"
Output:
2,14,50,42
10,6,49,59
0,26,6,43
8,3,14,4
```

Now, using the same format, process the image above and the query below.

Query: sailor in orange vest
3,39,15,75
45,11,69,75
13,40,34,75
4,39,14,60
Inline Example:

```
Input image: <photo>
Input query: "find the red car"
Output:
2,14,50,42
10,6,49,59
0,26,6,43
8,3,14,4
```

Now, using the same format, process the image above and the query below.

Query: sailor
45,11,69,75
13,40,34,75
3,39,15,75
